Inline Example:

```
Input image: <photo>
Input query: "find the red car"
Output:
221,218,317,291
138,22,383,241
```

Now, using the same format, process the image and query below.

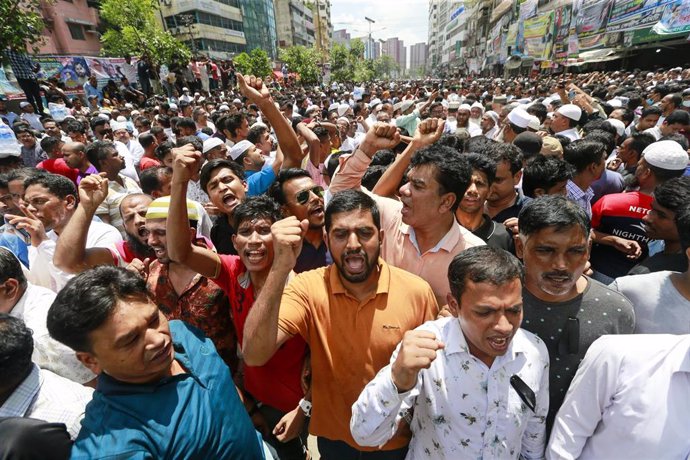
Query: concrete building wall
274,0,315,48
37,0,101,56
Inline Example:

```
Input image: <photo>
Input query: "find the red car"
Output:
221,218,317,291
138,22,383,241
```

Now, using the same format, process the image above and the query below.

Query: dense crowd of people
1,61,690,459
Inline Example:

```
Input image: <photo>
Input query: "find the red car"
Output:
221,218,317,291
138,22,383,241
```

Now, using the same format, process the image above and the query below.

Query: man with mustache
515,195,634,432
241,190,438,458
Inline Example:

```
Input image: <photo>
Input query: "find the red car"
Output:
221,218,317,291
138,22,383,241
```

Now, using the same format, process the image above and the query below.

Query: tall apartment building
409,42,428,76
240,0,278,58
333,29,351,47
382,37,406,74
426,0,467,72
160,0,247,58
274,0,316,48
355,36,380,60
37,0,101,56
309,0,332,57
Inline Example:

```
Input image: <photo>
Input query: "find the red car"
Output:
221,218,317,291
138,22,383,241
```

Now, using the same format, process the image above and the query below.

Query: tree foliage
278,46,322,84
329,38,401,83
1,0,50,52
99,0,190,66
233,48,272,78
373,55,400,79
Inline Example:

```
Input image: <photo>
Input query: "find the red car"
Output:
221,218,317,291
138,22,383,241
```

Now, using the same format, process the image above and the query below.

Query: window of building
68,23,86,40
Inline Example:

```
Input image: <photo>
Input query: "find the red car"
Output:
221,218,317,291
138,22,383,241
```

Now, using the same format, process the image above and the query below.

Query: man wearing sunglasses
515,196,634,432
269,168,330,273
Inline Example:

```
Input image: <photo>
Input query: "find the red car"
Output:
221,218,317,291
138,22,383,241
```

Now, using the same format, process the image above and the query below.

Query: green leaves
278,46,323,85
98,0,190,66
0,0,50,52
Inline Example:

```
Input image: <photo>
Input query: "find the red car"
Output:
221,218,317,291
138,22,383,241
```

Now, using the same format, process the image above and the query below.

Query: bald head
62,142,89,170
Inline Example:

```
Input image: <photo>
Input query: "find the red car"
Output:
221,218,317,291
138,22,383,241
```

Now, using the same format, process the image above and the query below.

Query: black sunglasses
296,186,324,205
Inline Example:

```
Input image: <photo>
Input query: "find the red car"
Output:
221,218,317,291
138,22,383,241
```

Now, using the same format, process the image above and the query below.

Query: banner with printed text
574,0,615,50
607,0,675,32
523,12,555,60
554,4,574,61
652,0,690,34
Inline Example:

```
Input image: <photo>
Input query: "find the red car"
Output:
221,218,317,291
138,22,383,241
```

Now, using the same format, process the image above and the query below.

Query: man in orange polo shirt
242,190,439,459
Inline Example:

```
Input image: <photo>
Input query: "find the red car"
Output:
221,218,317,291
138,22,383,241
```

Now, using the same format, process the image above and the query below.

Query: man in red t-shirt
37,136,78,184
168,146,309,458
137,132,161,171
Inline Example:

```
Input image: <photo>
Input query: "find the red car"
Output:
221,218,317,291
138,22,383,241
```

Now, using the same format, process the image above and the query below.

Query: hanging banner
84,57,132,87
0,67,23,99
554,5,574,61
574,0,614,50
607,0,675,32
523,12,555,60
520,0,538,20
652,0,690,34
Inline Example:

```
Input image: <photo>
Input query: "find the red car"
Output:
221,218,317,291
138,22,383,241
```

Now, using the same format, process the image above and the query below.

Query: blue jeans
317,437,408,460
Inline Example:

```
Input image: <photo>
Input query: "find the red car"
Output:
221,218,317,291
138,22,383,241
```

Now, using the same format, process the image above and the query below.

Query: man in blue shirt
46,266,264,459
82,76,101,103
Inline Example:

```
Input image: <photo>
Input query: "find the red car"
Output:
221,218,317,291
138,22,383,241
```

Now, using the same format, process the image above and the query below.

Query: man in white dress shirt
0,315,93,440
351,246,550,459
0,248,94,384
550,105,581,141
547,334,690,459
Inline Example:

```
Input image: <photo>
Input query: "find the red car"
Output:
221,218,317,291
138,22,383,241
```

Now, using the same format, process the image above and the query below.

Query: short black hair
85,140,117,171
512,132,543,161
139,166,171,195
563,140,606,174
65,120,85,135
628,132,656,160
0,247,26,289
0,314,34,390
89,117,109,132
522,155,573,198
224,113,247,137
654,176,690,214
486,142,524,175
155,141,174,162
665,110,690,126
675,204,690,252
584,131,615,155
231,195,282,229
176,117,196,131
200,158,245,194
464,152,497,185
582,119,616,137
640,106,663,119
268,168,312,205
659,133,690,151
518,195,590,238
362,165,389,191
47,266,151,352
138,133,156,149
176,135,202,152
463,136,497,155
409,144,473,213
246,124,268,144
39,136,62,155
612,108,635,125
526,103,547,123
370,149,396,166
324,151,345,179
325,189,380,233
448,246,524,302
24,173,76,200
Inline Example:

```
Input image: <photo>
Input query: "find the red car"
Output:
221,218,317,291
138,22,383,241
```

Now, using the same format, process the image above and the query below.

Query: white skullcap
643,140,689,171
337,104,350,117
507,108,532,129
111,121,127,131
527,115,541,131
203,137,225,154
458,104,471,112
606,118,626,137
484,110,499,124
606,98,623,108
400,100,415,113
228,140,254,161
557,104,582,122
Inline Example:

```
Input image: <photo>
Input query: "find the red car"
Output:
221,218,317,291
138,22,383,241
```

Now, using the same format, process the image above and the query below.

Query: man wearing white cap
202,137,228,161
18,102,44,132
180,87,192,104
589,140,689,281
551,104,582,141
469,101,484,126
112,120,145,167
502,107,531,143
480,111,500,139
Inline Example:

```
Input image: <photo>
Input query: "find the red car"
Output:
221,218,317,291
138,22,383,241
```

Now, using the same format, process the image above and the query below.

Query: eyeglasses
295,186,324,205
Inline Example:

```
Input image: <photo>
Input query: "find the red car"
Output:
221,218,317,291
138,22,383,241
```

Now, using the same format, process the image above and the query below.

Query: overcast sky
331,0,430,48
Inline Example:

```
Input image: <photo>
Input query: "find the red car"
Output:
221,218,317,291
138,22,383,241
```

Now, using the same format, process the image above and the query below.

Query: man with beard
5,173,121,292
330,120,485,306
515,195,635,432
480,111,500,139
269,168,330,273
241,190,438,458
167,161,309,458
53,174,154,274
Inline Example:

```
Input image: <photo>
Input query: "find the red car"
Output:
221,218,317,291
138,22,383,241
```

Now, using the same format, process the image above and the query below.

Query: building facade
37,0,101,56
274,0,315,48
240,0,278,58
333,28,351,47
160,0,247,59
409,42,428,77
308,0,332,57
382,37,406,74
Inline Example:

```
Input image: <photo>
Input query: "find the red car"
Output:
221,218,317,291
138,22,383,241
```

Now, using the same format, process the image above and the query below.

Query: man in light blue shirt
82,76,101,102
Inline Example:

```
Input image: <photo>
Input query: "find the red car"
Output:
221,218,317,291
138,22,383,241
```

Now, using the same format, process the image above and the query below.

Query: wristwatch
298,398,312,417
